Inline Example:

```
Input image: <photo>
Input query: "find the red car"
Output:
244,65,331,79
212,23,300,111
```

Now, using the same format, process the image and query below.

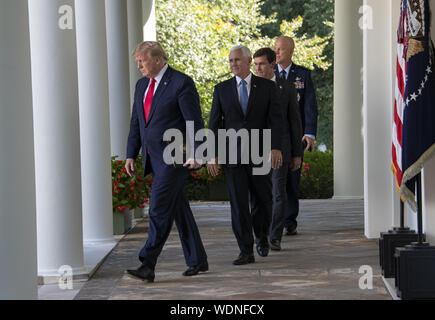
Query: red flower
118,206,127,211
130,187,134,191
131,180,136,186
138,205,145,209
304,164,310,171
143,199,149,204
114,186,118,191
116,161,123,165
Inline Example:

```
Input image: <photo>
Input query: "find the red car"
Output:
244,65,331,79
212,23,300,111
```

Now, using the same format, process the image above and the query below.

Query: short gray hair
132,41,168,63
230,45,252,59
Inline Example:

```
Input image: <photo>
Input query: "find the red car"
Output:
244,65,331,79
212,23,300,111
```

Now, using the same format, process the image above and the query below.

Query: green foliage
111,155,152,212
299,150,333,199
156,0,331,130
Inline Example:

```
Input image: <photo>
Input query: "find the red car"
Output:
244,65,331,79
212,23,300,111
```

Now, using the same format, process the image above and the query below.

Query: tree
155,0,332,136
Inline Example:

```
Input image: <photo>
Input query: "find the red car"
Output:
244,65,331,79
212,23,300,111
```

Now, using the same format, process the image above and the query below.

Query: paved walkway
74,200,391,300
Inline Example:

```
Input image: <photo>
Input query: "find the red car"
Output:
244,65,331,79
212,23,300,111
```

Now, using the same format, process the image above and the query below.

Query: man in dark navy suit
253,47,303,251
274,36,319,236
207,45,283,265
125,41,208,282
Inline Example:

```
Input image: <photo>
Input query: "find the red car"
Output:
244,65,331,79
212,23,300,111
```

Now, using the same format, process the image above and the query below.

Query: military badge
294,81,305,89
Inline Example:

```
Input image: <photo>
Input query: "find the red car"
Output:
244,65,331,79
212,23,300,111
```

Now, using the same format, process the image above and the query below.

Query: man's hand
302,136,315,152
184,158,202,170
290,156,302,172
125,159,136,177
270,149,283,170
207,158,221,177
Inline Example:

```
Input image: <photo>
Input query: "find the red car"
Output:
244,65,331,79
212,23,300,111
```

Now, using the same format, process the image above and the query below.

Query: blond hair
132,41,168,63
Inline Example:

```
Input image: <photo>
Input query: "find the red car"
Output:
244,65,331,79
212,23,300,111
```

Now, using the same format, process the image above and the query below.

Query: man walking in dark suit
207,45,283,265
274,36,318,236
125,41,208,282
253,48,303,251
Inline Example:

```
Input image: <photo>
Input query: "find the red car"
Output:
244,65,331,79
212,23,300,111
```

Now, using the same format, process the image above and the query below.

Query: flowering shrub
111,155,152,213
299,150,333,199
186,166,226,200
189,166,225,183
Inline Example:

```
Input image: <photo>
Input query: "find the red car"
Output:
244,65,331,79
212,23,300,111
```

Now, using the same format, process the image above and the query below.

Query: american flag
392,0,435,211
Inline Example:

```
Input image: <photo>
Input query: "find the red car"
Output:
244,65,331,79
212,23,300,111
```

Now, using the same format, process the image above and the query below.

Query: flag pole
416,173,424,245
400,199,404,229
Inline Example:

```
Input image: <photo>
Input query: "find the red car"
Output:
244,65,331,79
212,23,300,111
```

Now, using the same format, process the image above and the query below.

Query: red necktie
144,78,156,123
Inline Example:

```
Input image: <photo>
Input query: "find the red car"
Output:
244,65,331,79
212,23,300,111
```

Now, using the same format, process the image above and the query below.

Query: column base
332,196,364,200
38,238,119,285
38,266,88,285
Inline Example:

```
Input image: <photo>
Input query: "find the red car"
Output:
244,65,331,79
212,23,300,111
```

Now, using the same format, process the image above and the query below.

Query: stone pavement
74,200,391,300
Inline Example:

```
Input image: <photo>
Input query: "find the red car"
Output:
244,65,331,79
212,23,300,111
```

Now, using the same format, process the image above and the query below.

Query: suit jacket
275,78,303,162
209,74,282,167
275,63,318,136
126,66,205,175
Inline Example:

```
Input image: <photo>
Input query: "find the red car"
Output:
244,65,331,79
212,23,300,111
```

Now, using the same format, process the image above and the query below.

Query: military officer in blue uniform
274,36,318,236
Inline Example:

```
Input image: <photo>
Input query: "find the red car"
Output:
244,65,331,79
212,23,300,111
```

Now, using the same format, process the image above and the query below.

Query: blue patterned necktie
280,70,287,80
239,79,248,116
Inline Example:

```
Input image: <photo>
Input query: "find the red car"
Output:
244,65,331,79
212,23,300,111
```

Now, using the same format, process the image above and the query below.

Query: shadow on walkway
74,200,390,300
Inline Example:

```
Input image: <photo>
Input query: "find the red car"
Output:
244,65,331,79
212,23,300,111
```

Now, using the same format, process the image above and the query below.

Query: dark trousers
269,162,290,242
139,164,207,269
284,167,301,231
225,165,272,255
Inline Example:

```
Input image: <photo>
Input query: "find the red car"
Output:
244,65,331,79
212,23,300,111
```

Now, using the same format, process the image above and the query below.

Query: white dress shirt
143,64,169,103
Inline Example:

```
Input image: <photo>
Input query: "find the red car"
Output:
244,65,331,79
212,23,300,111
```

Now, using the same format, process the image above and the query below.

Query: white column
363,0,395,238
0,0,38,299
142,0,156,41
29,0,86,280
333,0,364,200
76,0,114,243
106,0,131,159
128,0,143,108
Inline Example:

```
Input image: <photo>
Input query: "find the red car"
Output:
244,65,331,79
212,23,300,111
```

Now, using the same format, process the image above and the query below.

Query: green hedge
185,150,334,201
300,150,333,199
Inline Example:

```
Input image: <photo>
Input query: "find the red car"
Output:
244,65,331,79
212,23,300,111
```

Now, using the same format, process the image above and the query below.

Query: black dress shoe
233,253,255,265
126,264,155,283
286,227,298,236
183,261,209,276
270,240,281,251
256,242,270,257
